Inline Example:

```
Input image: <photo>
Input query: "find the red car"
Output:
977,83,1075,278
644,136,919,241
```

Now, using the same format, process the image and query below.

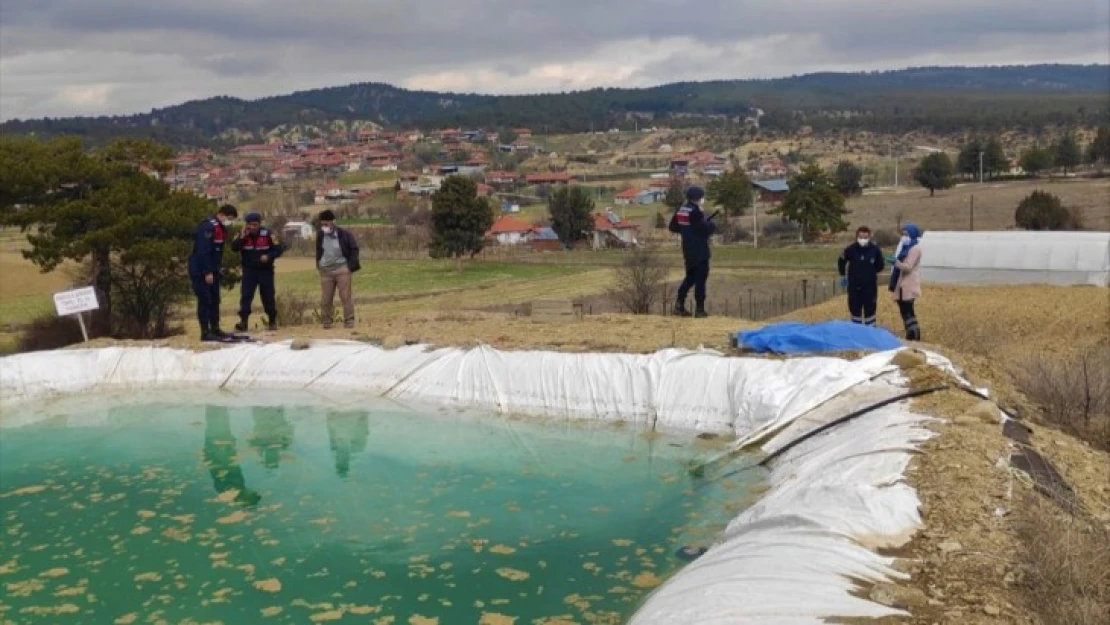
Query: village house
486,171,519,186
486,215,534,246
755,158,788,178
271,167,297,182
752,179,789,204
614,188,666,205
229,143,280,159
531,227,562,252
592,211,639,249
525,173,572,185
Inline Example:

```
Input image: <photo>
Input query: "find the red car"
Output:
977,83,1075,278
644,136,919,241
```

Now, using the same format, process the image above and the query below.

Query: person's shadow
326,410,369,478
204,405,262,506
248,406,294,470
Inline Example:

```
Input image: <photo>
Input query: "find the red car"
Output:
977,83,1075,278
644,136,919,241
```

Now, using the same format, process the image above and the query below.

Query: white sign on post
53,286,100,342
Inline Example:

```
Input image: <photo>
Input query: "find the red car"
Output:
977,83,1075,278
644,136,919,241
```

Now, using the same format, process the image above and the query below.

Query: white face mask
219,218,232,227
899,235,911,245
857,238,870,247
321,226,334,234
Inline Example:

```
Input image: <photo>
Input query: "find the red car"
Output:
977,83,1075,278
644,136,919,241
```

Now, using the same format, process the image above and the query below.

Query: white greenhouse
919,231,1110,287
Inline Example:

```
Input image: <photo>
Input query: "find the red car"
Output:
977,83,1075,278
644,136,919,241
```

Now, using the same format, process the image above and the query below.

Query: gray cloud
1,0,1106,120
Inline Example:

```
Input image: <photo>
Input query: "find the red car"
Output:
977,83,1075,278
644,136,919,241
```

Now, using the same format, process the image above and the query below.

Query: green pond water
0,390,759,625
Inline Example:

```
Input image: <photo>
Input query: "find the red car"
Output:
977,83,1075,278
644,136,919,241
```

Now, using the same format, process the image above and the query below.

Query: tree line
2,65,1106,148
912,126,1110,196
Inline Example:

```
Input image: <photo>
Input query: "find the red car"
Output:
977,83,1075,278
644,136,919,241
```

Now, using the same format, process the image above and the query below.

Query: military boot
234,315,249,333
673,301,692,317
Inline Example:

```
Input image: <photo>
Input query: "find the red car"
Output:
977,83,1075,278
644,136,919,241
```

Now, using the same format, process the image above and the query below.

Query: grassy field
276,260,589,297
337,170,400,185
846,177,1110,233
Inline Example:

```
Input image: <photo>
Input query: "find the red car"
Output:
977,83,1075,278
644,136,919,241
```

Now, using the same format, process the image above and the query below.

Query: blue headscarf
890,223,922,291
897,223,922,261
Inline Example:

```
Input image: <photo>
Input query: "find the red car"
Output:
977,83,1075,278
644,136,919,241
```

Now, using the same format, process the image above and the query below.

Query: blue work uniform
837,241,885,325
230,227,284,325
187,216,228,335
669,201,717,311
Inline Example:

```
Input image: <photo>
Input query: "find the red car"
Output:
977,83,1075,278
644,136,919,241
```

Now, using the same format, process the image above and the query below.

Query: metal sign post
53,286,100,342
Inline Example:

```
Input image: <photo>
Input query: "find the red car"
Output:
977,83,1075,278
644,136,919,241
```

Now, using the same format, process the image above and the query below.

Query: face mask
219,218,232,227
321,226,334,234
900,235,911,245
857,238,870,247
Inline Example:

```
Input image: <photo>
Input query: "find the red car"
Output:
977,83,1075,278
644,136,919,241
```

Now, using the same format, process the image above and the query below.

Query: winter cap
244,212,262,223
902,223,922,240
685,186,706,202
318,209,336,222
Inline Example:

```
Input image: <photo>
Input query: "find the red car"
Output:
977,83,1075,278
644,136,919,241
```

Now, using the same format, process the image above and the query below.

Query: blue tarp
736,320,902,354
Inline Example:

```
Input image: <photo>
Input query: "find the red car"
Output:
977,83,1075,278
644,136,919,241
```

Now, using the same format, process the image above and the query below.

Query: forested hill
3,64,1107,148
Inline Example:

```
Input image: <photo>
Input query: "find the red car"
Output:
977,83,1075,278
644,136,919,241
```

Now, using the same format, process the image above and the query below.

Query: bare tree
609,246,668,314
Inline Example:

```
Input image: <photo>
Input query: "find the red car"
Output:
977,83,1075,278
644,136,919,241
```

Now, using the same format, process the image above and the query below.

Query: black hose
699,385,949,486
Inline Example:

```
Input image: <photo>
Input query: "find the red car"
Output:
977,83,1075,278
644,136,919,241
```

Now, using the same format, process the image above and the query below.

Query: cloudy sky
1,0,1107,121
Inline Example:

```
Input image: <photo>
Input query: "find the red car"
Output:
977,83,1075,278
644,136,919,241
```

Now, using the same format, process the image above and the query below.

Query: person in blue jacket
837,225,885,326
231,212,284,332
668,185,717,318
188,204,238,340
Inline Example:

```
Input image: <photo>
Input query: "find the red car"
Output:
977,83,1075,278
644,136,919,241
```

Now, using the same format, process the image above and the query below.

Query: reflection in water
248,406,294,469
326,410,369,477
203,405,262,506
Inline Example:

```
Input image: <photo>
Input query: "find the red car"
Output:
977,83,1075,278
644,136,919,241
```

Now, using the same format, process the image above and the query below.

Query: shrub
720,223,753,243
1014,346,1110,451
609,246,668,315
274,292,320,327
18,314,100,353
871,228,900,248
1015,190,1083,231
1014,494,1110,625
761,218,802,241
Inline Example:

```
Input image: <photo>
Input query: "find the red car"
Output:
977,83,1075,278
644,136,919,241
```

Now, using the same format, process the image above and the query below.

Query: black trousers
190,273,222,333
677,259,710,307
847,287,878,326
897,299,921,340
239,270,277,320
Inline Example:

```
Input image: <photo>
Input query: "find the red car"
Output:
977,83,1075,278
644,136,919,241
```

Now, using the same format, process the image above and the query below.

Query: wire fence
573,277,846,321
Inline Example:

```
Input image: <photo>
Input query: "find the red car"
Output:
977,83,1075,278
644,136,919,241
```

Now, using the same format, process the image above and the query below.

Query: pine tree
1054,132,1082,174
547,186,595,248
429,175,495,272
769,164,849,242
913,153,956,196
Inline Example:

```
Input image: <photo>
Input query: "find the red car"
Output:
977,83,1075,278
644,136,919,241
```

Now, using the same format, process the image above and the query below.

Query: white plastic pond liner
0,341,957,623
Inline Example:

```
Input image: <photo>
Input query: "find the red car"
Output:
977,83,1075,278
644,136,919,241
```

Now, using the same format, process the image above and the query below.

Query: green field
278,260,590,297
337,170,400,185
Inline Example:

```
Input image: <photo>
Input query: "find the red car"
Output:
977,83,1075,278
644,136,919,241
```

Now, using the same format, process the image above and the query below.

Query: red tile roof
487,215,533,234
525,173,571,184
615,188,641,199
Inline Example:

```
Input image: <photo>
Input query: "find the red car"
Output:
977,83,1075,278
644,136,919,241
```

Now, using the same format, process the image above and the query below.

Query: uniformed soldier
231,212,284,332
668,186,717,318
837,225,885,326
188,204,238,340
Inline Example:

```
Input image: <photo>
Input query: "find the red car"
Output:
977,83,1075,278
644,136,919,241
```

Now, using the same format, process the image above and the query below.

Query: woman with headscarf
888,223,923,341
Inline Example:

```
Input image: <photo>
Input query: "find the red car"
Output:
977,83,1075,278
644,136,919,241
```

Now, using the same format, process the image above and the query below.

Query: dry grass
781,284,1110,363
846,178,1110,233
1014,495,1110,625
1014,346,1110,451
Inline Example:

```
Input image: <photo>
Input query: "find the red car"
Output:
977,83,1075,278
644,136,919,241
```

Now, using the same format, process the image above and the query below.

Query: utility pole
970,194,975,231
978,151,984,183
890,142,899,187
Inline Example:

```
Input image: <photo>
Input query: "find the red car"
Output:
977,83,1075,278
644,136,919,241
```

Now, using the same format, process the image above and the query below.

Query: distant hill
3,64,1107,148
